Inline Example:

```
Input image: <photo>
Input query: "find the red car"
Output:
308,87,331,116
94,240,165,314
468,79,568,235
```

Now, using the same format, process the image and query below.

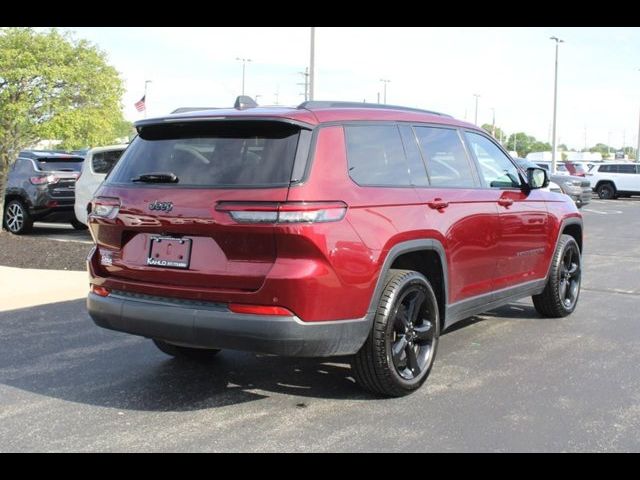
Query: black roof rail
297,101,452,118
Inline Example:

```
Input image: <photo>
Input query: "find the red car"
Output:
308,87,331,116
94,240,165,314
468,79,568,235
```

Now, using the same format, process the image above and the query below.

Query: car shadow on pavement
0,299,372,412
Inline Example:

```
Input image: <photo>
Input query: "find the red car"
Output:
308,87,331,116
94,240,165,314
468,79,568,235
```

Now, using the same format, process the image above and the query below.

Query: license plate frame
147,236,192,269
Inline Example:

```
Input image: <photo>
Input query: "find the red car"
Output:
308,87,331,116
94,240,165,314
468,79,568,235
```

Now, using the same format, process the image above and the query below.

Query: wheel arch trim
366,239,449,319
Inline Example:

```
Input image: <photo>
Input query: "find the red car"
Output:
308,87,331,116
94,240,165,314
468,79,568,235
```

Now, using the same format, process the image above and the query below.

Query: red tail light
90,197,121,219
91,285,111,297
30,174,60,185
216,201,347,224
228,303,294,316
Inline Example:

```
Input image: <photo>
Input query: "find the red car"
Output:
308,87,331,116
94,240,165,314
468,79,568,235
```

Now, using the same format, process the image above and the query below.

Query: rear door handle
498,198,514,207
427,199,449,210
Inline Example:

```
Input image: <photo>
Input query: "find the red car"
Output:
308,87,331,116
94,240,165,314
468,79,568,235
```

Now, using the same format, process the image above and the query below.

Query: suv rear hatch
35,156,83,199
90,120,311,292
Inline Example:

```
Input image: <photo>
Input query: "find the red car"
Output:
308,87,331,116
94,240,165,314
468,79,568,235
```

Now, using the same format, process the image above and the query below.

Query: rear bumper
87,291,371,357
566,190,591,206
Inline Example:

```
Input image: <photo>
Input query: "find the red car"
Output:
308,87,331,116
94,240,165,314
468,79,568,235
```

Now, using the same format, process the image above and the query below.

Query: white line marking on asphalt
582,208,622,214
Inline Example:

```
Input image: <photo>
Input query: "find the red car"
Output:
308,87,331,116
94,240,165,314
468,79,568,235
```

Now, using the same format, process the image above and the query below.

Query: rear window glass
92,149,125,175
344,125,413,186
36,158,83,172
618,164,637,174
107,121,301,187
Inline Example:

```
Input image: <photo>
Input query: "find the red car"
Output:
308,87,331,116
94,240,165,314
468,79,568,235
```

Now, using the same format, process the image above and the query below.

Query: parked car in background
2,151,85,234
74,145,128,225
587,162,640,199
86,98,583,397
534,160,570,176
563,161,587,177
515,158,591,208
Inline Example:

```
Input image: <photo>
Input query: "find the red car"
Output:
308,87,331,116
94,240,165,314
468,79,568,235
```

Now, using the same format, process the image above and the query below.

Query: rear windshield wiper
131,172,179,183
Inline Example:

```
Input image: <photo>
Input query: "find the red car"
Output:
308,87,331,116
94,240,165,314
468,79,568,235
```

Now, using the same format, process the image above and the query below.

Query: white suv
587,162,640,199
74,145,127,224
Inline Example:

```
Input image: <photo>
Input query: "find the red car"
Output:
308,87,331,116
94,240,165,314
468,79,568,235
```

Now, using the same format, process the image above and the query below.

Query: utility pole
550,36,564,174
297,67,310,101
380,79,391,104
235,57,252,96
274,86,280,105
309,27,315,101
473,94,480,125
637,109,640,161
491,108,496,137
377,92,380,103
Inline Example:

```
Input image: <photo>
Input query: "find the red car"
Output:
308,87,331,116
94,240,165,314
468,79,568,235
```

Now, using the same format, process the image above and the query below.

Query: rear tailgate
89,119,308,293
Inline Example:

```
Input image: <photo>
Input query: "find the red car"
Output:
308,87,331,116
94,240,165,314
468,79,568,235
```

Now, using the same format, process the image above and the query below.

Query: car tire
3,200,33,235
70,218,88,230
596,183,616,199
533,234,581,318
152,339,221,361
351,269,440,397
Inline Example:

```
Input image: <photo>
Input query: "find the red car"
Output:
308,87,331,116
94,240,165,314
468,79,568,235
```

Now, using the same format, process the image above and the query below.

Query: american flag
134,95,146,112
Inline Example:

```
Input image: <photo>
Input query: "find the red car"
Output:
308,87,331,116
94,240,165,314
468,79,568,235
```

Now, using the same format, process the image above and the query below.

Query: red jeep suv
86,99,583,397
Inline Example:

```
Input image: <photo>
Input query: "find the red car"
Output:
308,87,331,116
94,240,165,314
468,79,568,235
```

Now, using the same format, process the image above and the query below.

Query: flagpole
144,80,152,118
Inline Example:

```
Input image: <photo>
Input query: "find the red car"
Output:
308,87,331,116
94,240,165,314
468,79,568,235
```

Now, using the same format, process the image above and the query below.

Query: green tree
0,27,126,172
480,123,505,142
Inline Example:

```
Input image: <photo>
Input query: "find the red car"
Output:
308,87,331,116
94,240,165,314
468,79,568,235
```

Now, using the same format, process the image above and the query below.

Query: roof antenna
234,95,258,110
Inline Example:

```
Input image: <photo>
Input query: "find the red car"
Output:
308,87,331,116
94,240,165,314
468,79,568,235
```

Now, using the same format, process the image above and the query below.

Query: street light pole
491,107,496,137
235,57,252,96
473,94,480,125
550,36,564,174
309,27,315,101
380,79,391,104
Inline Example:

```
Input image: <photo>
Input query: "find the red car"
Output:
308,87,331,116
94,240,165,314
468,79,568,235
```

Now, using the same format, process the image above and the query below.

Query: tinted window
345,125,412,186
107,121,301,187
414,127,476,188
36,158,83,172
618,164,636,174
465,132,520,188
599,164,613,173
92,149,125,175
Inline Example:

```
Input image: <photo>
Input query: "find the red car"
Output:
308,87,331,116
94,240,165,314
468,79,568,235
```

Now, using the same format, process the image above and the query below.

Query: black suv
2,151,85,234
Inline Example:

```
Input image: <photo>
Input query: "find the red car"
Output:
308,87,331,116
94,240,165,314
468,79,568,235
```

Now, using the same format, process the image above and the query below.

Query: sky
60,27,640,151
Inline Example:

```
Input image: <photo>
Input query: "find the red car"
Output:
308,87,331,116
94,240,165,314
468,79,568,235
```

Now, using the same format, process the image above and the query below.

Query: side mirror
527,167,549,189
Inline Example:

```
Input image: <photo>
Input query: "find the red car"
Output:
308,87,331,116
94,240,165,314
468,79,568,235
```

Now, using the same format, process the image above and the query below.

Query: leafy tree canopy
0,27,126,171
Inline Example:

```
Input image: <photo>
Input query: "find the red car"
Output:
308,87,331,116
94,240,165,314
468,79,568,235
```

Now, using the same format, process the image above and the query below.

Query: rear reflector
91,285,111,297
228,303,294,316
217,201,347,224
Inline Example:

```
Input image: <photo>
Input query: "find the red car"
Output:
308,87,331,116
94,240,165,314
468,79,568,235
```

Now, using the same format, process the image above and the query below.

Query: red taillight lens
91,285,111,297
29,174,59,185
228,303,294,316
216,202,347,224
90,197,121,219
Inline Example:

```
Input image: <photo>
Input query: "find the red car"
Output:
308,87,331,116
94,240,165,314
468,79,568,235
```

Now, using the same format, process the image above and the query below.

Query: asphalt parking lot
0,198,639,452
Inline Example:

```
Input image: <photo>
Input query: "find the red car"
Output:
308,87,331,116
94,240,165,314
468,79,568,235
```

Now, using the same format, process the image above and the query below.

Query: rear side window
618,164,636,174
92,149,125,175
414,127,476,188
345,125,413,186
599,165,613,173
107,121,301,187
